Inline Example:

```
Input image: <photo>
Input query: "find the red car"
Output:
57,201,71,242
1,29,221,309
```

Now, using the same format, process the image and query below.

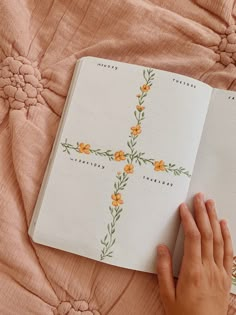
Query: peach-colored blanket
0,0,236,314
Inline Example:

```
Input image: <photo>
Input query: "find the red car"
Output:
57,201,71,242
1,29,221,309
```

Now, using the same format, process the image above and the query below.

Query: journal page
30,57,211,273
173,89,236,293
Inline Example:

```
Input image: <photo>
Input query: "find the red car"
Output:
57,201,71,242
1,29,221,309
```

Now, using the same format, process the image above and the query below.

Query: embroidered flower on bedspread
0,56,45,119
215,25,236,66
55,300,100,315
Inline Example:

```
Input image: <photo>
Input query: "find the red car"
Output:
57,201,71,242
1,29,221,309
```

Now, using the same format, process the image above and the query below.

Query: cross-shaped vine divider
61,68,191,261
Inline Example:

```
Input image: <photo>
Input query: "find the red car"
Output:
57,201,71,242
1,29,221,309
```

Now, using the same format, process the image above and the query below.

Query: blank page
174,88,236,293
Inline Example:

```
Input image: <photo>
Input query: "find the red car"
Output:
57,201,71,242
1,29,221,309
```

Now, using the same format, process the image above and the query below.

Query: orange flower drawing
154,160,166,172
78,143,90,154
111,193,124,207
141,84,150,92
124,164,134,174
114,150,126,161
131,125,141,136
136,105,145,112
62,68,189,263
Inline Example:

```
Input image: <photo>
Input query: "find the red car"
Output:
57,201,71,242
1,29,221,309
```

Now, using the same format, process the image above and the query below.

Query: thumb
157,245,175,304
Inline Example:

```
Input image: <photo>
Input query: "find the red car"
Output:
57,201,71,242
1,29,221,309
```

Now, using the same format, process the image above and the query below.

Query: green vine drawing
61,68,191,261
61,140,191,178
100,171,128,260
61,139,114,161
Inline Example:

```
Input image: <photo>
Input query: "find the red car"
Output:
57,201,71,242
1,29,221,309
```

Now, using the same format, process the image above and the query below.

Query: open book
29,57,236,294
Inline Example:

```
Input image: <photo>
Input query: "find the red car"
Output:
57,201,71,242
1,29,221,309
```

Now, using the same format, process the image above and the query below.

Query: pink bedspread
0,0,236,314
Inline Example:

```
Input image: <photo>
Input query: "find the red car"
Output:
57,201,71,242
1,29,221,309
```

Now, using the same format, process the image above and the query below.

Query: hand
157,193,233,315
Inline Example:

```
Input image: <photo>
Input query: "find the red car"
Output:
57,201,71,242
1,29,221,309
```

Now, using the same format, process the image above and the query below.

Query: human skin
156,193,233,315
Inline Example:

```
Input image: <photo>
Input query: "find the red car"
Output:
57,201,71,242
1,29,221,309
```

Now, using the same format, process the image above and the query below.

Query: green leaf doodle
60,68,191,261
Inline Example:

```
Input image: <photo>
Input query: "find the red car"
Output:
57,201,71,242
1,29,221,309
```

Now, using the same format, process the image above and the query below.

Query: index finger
180,203,201,265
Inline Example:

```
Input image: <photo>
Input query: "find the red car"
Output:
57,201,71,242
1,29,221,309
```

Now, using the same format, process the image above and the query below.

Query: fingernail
180,203,188,210
197,192,204,204
179,203,187,215
207,199,215,210
157,245,167,256
209,199,215,206
222,219,228,227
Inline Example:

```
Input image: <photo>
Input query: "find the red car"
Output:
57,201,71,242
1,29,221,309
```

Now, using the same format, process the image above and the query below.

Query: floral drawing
114,151,126,161
61,68,191,260
79,143,91,154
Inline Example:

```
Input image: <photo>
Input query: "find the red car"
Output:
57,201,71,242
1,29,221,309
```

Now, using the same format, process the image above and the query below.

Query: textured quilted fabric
0,0,236,314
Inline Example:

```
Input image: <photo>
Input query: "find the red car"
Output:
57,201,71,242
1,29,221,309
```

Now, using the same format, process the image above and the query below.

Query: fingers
220,220,234,276
205,200,224,266
194,193,213,262
156,245,175,303
180,203,201,265
180,193,233,275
